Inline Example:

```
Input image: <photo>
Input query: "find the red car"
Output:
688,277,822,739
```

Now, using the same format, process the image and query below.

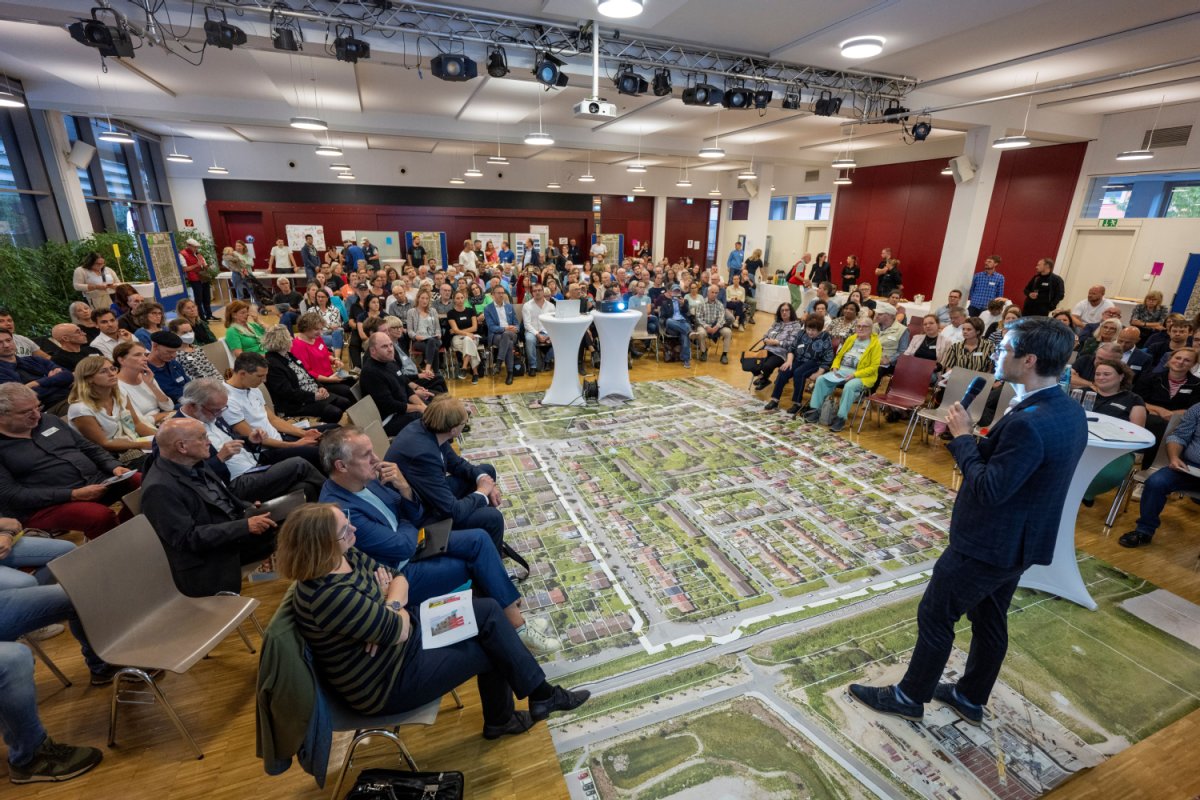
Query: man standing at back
726,241,745,282
967,255,1005,317
300,234,320,284
849,317,1086,725
1022,257,1064,317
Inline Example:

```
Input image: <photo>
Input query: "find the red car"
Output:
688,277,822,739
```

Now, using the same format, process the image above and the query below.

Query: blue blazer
319,479,424,568
946,386,1087,569
385,421,489,527
483,302,518,343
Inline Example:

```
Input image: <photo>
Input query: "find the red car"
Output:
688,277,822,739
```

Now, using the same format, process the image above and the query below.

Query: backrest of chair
349,381,364,401
632,309,648,335
202,341,231,377
363,420,390,459
957,368,999,422
121,486,142,516
1145,414,1185,472
908,317,924,338
47,515,179,653
259,382,274,411
887,355,938,400
934,368,992,416
992,381,1019,417
346,395,382,430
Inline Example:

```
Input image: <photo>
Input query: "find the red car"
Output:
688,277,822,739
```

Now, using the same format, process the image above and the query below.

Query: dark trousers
383,598,544,726
445,468,504,552
770,361,822,403
175,529,277,597
257,432,334,472
404,528,520,609
383,410,422,437
754,352,786,382
230,456,325,502
288,394,352,424
324,382,357,403
188,280,213,319
489,329,518,373
1134,465,1200,536
898,548,1023,706
412,338,440,373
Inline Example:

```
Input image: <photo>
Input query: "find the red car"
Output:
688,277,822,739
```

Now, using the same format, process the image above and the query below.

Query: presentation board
406,231,447,269
138,231,186,301
284,224,325,250
339,230,402,260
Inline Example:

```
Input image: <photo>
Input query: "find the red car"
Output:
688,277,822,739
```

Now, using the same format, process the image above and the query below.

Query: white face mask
179,332,196,345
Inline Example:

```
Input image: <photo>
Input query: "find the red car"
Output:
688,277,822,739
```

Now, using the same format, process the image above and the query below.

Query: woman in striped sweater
276,504,589,739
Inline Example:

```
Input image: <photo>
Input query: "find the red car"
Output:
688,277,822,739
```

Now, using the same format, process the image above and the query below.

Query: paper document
1183,464,1200,479
419,589,478,649
1087,416,1151,444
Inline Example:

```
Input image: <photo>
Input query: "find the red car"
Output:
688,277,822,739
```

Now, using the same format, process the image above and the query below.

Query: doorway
221,211,267,270
1062,228,1136,303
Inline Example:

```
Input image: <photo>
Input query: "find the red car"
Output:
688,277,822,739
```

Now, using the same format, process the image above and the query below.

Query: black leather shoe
720,353,729,365
529,685,590,721
700,351,708,362
763,399,779,411
933,683,983,725
787,404,802,416
752,378,769,391
848,684,923,721
505,374,514,386
1118,530,1153,548
482,710,535,740
528,368,537,378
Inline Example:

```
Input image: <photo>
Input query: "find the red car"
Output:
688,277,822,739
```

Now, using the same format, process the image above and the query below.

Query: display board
284,224,325,250
512,232,547,267
406,231,447,269
340,230,402,260
597,233,623,268
472,231,507,255
138,231,187,301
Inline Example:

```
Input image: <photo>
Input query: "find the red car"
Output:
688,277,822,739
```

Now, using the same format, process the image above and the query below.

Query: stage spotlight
753,88,773,109
813,90,842,117
334,27,370,63
781,90,802,110
270,4,302,52
911,120,932,141
682,82,723,106
203,8,247,50
652,68,672,96
533,52,568,88
615,65,648,96
882,103,910,123
68,9,135,59
486,46,509,78
722,81,751,110
431,53,477,81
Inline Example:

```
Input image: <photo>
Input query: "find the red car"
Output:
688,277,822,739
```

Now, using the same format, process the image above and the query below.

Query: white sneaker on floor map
519,624,562,656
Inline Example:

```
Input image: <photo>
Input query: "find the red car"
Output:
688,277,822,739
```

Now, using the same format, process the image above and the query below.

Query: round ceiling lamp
487,155,509,165
207,165,229,175
289,116,328,131
315,144,343,157
708,185,721,196
632,183,646,193
166,138,193,163
449,176,465,185
524,131,554,146
627,163,647,173
676,177,692,187
597,0,643,19
698,146,725,159
840,36,885,59
336,172,356,180
98,128,134,144
737,166,757,180
833,173,853,185
991,134,1032,149
831,156,857,169
329,163,351,172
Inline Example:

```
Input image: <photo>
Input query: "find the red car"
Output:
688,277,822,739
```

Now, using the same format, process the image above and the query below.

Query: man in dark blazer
851,317,1087,724
141,417,278,597
483,286,520,385
385,396,505,553
1116,326,1152,377
359,332,425,436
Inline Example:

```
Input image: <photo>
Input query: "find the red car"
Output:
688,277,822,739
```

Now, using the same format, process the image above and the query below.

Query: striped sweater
293,549,406,714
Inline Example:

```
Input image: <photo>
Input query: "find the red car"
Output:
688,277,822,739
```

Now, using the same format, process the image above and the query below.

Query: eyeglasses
336,522,356,542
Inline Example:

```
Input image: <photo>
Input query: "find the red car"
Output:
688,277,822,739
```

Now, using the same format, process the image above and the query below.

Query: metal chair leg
21,636,71,687
109,667,204,759
450,688,464,709
330,729,417,800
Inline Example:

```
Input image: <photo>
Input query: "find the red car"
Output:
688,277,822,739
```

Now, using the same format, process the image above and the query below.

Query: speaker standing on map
850,317,1087,724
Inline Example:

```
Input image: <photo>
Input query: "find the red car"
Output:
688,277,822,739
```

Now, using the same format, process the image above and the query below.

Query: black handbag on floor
346,769,464,800
740,338,766,372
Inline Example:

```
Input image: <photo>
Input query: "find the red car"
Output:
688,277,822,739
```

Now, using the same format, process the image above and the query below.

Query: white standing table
592,310,640,401
539,311,593,406
1017,412,1154,609
755,283,795,316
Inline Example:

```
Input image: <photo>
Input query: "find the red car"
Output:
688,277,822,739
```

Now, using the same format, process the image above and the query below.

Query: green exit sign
1099,218,1119,227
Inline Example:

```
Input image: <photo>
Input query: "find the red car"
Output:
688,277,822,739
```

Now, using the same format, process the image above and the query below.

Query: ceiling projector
574,99,617,119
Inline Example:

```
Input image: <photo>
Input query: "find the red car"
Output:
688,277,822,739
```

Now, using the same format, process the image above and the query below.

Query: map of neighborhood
460,378,1200,800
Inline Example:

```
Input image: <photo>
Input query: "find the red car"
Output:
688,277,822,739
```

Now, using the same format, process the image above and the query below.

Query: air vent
1142,125,1191,149
805,169,820,182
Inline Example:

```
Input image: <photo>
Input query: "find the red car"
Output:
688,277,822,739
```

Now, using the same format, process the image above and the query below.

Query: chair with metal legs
20,635,72,687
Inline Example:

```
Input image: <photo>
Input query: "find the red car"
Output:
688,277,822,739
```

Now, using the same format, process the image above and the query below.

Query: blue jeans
230,271,249,300
664,318,692,365
404,528,519,610
809,372,867,420
1134,466,1200,537
0,536,76,590
524,331,552,370
321,329,344,352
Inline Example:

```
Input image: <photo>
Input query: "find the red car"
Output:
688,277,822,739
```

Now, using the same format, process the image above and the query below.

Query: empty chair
48,515,261,759
903,367,995,451
856,355,938,440
629,309,659,361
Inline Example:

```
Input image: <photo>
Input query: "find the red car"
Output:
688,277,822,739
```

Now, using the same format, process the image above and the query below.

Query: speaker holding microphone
960,376,988,411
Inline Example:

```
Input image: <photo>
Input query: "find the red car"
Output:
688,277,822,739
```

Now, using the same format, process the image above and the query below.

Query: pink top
291,336,334,378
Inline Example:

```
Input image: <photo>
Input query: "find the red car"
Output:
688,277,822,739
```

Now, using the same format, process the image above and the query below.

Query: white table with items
592,310,640,401
539,311,594,406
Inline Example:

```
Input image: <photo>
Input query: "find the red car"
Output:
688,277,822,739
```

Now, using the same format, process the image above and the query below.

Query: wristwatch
386,600,404,612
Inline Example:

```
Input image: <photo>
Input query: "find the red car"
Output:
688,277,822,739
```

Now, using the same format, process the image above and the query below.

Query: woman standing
132,302,166,349
751,303,802,390
262,326,350,423
113,340,174,425
809,252,831,285
840,254,860,292
67,356,156,468
72,252,118,310
743,248,763,296
407,288,442,373
1130,290,1168,345
223,245,252,303
166,318,222,380
447,290,482,384
223,300,266,357
175,298,216,346
1081,360,1147,506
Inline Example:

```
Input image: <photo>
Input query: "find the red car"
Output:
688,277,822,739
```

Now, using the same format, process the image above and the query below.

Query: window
706,201,719,266
768,196,789,220
793,194,831,221
0,102,56,246
1098,184,1131,219
1083,171,1200,219
727,200,749,221
63,115,174,234
1164,183,1200,218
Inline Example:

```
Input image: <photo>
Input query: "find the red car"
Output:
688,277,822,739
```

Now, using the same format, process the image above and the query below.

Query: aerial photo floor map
460,377,1200,800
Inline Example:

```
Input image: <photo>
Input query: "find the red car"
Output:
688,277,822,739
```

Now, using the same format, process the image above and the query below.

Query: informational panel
598,233,623,267
284,224,325,250
512,232,546,266
138,231,186,301
343,230,402,260
406,231,447,269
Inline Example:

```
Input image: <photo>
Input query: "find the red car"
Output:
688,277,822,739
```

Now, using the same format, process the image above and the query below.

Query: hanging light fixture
315,143,342,157
0,74,24,108
699,110,726,158
708,180,721,196
464,151,483,178
676,159,692,188
632,182,646,193
165,137,193,163
95,74,133,143
289,116,327,131
206,142,229,175
488,115,509,164
627,129,647,173
449,175,466,185
1116,95,1164,161
546,178,562,189
336,171,356,180
329,163,351,172
834,171,852,185
831,125,857,169
579,151,595,182
993,73,1037,150
524,89,555,146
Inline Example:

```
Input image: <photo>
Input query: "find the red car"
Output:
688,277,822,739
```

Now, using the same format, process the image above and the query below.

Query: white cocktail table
592,310,639,401
539,311,593,406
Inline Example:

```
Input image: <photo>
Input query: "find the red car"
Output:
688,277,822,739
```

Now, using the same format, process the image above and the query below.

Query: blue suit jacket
1125,348,1152,376
319,479,424,568
946,386,1087,569
385,421,489,527
483,302,519,342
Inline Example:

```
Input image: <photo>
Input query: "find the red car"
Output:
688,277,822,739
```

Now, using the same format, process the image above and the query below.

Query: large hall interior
0,1,1199,799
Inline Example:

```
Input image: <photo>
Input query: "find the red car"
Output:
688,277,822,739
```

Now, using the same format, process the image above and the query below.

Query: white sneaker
25,624,65,641
518,624,562,656
528,616,553,633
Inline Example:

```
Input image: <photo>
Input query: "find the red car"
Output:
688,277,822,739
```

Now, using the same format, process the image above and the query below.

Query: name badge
41,426,60,436
1110,403,1127,411
176,375,185,383
1181,388,1194,394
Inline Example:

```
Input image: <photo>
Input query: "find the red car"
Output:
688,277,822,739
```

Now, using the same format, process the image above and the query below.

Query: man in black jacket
141,417,277,597
1021,257,1064,317
360,332,426,436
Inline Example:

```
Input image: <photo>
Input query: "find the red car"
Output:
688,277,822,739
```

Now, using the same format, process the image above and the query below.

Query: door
222,211,266,270
1062,228,1136,304
803,225,829,258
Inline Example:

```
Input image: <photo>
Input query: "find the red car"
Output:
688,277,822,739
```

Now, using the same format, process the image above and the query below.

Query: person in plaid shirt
967,255,1005,316
695,284,732,364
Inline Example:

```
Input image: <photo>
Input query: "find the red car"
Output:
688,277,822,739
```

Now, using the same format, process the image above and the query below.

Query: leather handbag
740,338,767,372
346,769,465,800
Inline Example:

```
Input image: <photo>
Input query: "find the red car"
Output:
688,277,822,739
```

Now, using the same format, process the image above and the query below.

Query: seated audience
0,331,72,412
521,283,555,375
694,284,732,365
290,312,355,401
940,317,995,374
167,317,222,381
271,277,303,331
67,356,154,468
1134,348,1200,465
1130,290,1168,344
903,315,942,362
262,325,350,424
0,383,139,540
223,353,326,469
1078,318,1121,358
827,301,859,344
724,274,746,330
803,318,881,433
1145,316,1194,370
276,504,587,738
750,303,802,389
978,298,1007,335
378,317,446,397
176,298,217,346
46,322,100,371
447,289,483,383
1071,342,1122,390
386,396,506,553
1116,326,1153,377
146,331,190,403
89,308,134,359
763,315,835,416
318,428,560,654
935,306,967,363
1081,360,1147,507
1077,305,1123,344
1119,401,1200,548
360,332,426,436
131,302,166,350
141,418,278,597
874,302,910,375
934,290,963,326
224,301,267,357
111,286,142,333
406,288,442,375
805,282,841,318
1070,285,1116,328
113,340,174,425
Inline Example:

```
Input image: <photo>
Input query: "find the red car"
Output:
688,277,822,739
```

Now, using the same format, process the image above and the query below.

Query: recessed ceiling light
449,176,465,184
831,157,857,169
840,36,885,59
524,131,554,146
627,163,647,173
992,135,1032,149
1115,149,1154,161
290,116,327,131
314,144,343,157
698,146,725,159
597,0,643,19
329,163,351,172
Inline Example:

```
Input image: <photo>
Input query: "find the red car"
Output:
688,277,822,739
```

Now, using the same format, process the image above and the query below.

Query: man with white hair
874,302,911,376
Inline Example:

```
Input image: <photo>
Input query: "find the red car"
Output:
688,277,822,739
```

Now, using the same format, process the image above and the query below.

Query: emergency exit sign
1099,218,1118,227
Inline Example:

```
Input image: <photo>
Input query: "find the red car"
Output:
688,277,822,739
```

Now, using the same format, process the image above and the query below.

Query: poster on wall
472,232,507,264
512,233,547,267
406,231,447,269
598,233,623,267
285,224,325,250
138,232,186,301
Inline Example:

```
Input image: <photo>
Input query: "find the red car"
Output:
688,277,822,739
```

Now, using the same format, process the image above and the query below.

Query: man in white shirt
88,309,133,359
589,239,607,270
1071,285,1117,327
458,239,478,271
177,378,323,502
0,310,48,358
268,239,296,273
936,306,967,363
222,352,325,470
522,283,555,377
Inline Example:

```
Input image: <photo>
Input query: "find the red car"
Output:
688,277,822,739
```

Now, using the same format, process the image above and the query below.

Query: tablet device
244,490,306,523
409,518,454,562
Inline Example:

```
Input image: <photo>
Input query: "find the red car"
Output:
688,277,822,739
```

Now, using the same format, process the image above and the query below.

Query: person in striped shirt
277,503,589,739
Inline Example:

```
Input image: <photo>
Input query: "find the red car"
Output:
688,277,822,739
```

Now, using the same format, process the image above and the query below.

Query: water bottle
1059,364,1072,394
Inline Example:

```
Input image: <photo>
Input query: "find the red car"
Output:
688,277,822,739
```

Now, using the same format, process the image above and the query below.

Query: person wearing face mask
167,318,221,381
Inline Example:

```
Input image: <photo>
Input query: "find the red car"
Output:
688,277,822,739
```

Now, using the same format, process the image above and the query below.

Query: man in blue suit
851,317,1087,724
483,285,520,385
318,426,559,654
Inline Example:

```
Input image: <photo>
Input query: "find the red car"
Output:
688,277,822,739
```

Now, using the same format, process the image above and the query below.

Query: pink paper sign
1151,261,1164,276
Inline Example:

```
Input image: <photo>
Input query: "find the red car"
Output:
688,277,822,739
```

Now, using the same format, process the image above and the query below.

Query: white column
651,194,667,262
932,126,1001,303
34,110,93,240
742,163,774,260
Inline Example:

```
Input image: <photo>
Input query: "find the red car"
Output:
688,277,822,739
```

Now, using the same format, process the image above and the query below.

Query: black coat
264,351,318,415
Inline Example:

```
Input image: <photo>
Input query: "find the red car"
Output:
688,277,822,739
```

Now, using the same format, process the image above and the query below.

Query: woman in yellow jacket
803,318,881,432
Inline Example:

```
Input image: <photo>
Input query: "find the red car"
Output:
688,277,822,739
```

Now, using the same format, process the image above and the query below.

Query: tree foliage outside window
1164,184,1200,218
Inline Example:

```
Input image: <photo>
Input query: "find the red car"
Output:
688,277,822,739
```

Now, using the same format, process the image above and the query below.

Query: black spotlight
431,53,477,81
334,27,370,63
486,46,508,78
68,9,135,59
753,88,773,109
652,68,672,96
813,90,843,117
270,5,302,52
682,82,723,106
203,7,247,50
722,82,751,110
533,52,568,88
615,65,648,96
911,120,932,141
882,103,910,123
781,89,802,110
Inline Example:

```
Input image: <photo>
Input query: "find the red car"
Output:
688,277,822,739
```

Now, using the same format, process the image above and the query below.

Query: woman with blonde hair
407,287,441,373
113,340,174,425
1078,317,1121,358
261,325,350,423
1130,289,1168,344
67,355,156,467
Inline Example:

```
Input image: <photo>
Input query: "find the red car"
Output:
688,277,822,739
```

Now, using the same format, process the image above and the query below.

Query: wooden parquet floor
11,310,1199,799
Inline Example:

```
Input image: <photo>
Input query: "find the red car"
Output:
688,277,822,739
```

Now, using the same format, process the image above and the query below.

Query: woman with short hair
261,325,349,423
132,302,165,349
223,300,266,357
167,318,222,380
1081,360,1146,507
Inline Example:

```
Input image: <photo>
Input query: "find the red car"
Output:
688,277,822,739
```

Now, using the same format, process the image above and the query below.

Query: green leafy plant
174,228,217,270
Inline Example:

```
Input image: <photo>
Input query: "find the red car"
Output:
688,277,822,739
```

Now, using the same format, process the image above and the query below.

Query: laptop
556,299,581,318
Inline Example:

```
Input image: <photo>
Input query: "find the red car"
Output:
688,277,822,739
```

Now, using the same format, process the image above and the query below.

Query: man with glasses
140,417,278,597
0,383,138,540
46,323,99,371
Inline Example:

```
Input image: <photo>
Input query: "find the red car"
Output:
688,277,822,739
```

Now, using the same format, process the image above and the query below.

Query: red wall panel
663,198,712,265
975,142,1087,298
600,195,655,258
827,158,956,297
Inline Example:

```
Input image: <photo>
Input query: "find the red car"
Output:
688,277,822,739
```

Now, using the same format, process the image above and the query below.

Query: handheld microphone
960,376,987,410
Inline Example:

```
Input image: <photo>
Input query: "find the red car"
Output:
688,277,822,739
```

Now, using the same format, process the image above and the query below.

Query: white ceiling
0,0,1197,170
